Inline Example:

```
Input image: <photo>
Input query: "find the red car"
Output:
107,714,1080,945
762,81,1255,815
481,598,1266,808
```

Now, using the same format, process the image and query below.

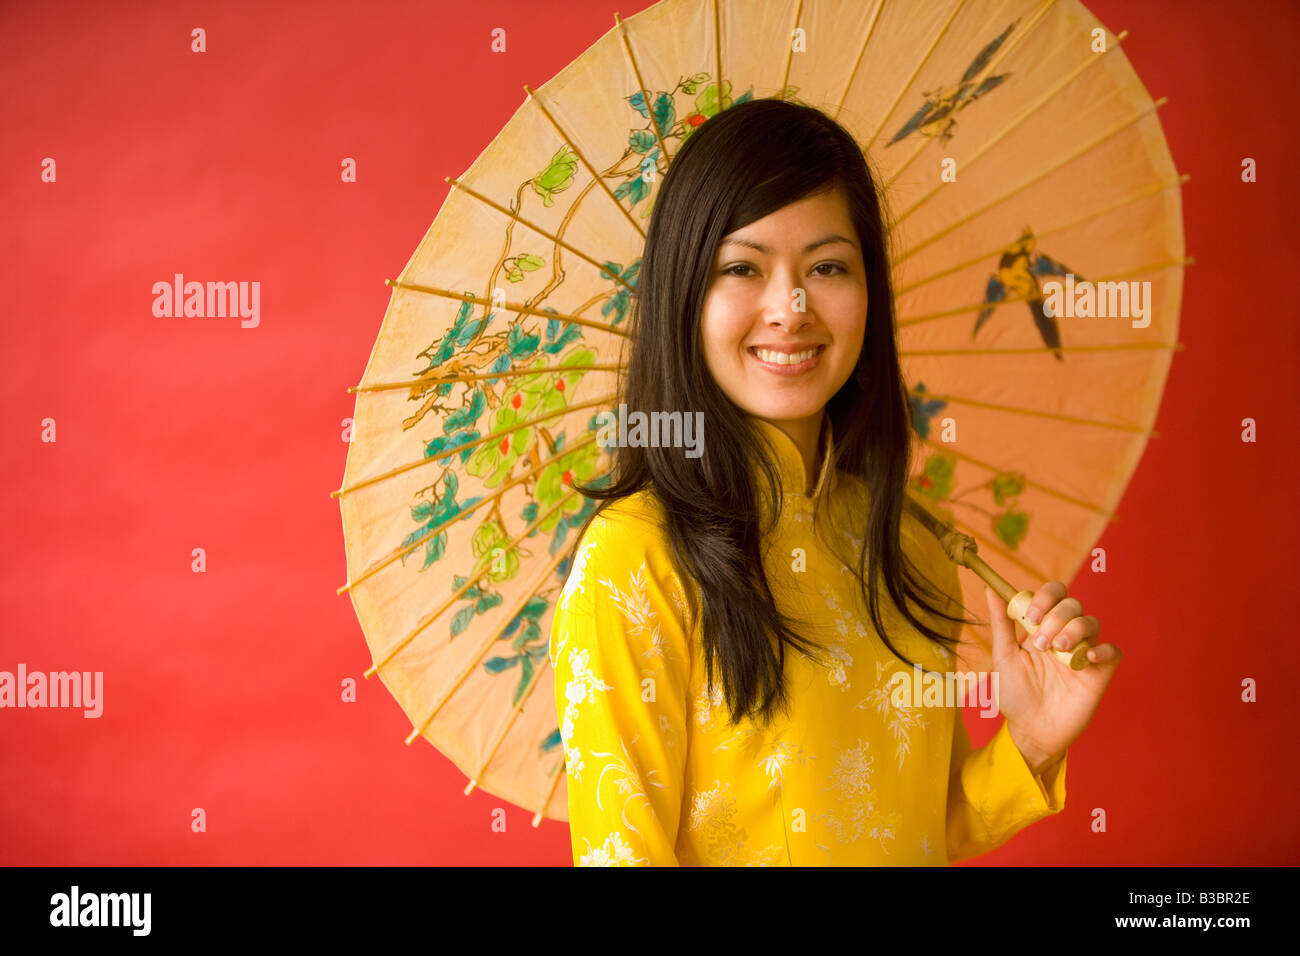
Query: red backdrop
1,0,1296,865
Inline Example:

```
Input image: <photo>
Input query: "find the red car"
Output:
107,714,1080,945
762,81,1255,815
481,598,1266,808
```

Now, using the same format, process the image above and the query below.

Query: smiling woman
701,186,868,486
547,97,1072,866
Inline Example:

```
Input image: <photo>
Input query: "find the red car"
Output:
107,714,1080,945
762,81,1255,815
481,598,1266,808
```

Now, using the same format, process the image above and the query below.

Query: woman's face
700,185,868,430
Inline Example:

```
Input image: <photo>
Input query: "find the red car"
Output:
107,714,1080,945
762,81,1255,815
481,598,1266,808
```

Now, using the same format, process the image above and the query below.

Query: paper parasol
335,0,1184,824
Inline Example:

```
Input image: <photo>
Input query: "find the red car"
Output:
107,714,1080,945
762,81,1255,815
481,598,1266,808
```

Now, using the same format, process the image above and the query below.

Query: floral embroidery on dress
760,735,812,798
598,563,674,666
694,679,726,732
815,583,859,690
591,732,668,838
685,780,743,862
685,779,784,865
919,834,937,861
577,831,649,866
859,660,928,771
560,646,612,783
814,738,903,857
557,518,603,619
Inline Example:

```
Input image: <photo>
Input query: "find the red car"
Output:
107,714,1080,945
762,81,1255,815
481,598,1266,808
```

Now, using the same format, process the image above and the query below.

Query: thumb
984,586,1017,666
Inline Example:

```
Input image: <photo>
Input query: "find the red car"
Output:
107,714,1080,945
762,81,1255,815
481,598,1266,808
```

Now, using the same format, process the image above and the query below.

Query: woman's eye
723,262,845,278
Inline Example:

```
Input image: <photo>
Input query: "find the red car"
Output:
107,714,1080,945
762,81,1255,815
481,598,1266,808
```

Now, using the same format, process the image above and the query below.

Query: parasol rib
463,643,558,802
383,280,630,338
340,431,604,594
778,0,805,97
353,363,626,394
863,0,969,152
332,393,614,503
896,96,1169,265
524,84,647,240
897,255,1192,327
893,30,1130,222
445,177,637,294
713,0,721,117
364,488,585,677
536,758,568,828
917,392,1155,434
903,341,1183,357
829,0,886,121
885,0,1059,188
894,174,1190,295
917,434,1118,520
403,544,573,742
613,12,674,167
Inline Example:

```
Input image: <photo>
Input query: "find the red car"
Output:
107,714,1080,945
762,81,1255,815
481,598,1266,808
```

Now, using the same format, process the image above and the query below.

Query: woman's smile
747,343,826,374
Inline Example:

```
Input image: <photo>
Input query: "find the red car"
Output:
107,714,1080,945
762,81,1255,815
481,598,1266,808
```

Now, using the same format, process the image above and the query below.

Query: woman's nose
763,279,814,331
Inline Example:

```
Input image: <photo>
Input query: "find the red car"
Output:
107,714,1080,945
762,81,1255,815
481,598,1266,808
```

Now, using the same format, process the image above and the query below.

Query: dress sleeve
549,501,693,866
946,711,1068,862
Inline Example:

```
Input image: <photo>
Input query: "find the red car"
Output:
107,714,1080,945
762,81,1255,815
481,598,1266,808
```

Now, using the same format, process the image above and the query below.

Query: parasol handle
905,497,1093,670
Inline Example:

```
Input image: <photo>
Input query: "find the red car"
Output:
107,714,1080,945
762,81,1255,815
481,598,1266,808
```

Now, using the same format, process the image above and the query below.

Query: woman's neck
757,410,825,495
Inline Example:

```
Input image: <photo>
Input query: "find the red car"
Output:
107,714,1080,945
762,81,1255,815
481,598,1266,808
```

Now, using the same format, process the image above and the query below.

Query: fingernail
1034,634,1049,650
1027,606,1042,624
1054,635,1069,650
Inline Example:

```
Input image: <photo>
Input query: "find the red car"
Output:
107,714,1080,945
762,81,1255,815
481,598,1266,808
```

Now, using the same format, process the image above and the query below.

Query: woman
548,97,1119,866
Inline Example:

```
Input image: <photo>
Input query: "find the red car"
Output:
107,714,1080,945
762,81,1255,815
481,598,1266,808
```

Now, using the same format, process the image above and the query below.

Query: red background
1,0,1296,865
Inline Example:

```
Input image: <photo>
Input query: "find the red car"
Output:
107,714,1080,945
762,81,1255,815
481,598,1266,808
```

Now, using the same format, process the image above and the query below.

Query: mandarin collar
748,415,837,510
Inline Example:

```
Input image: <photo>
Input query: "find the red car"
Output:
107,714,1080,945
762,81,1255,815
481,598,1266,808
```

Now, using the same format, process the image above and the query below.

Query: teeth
753,346,820,365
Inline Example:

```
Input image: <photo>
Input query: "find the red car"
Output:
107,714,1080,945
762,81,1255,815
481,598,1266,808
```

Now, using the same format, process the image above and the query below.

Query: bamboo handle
905,496,1094,670
1006,590,1092,670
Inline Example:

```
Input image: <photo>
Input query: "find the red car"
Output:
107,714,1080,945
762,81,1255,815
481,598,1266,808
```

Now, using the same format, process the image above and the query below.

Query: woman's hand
984,583,1121,776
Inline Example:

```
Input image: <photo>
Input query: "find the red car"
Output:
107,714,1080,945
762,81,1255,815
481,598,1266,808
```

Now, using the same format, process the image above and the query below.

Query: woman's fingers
1037,613,1098,653
1084,641,1122,665
984,587,1020,659
1023,581,1068,626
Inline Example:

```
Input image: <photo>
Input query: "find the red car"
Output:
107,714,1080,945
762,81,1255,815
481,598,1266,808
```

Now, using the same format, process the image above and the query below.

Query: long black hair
572,96,974,729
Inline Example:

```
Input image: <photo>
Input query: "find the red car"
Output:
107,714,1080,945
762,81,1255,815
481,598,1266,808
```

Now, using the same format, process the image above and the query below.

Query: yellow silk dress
549,416,1066,866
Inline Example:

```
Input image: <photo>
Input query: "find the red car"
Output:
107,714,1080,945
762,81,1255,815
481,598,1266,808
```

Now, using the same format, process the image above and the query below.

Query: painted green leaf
696,80,732,118
450,605,476,637
471,518,519,583
533,144,577,207
629,129,655,153
651,92,675,137
994,509,1029,550
515,654,535,705
422,530,447,569
681,72,709,94
444,390,486,434
910,454,955,499
626,90,653,119
992,471,1026,506
507,323,541,360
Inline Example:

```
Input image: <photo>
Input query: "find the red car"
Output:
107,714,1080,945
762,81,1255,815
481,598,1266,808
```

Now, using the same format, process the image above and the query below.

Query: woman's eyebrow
717,234,858,254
